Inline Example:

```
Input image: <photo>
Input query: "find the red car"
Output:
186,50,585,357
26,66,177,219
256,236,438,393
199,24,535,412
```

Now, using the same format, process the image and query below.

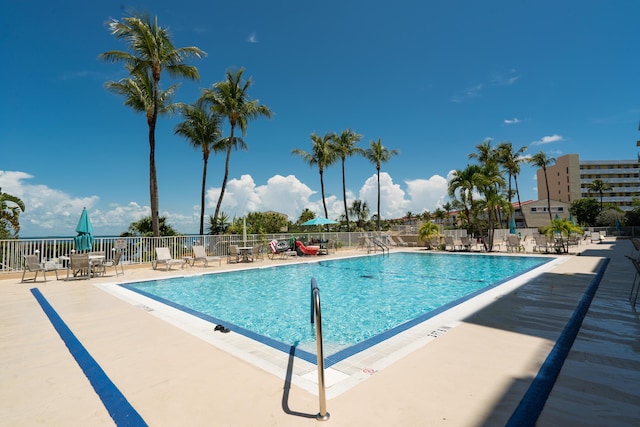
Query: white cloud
451,83,484,103
247,32,258,43
504,118,521,125
531,134,564,145
3,169,454,236
0,170,99,235
404,175,449,213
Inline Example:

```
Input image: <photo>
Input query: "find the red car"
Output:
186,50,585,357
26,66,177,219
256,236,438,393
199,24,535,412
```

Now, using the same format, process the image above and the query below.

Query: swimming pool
122,252,550,365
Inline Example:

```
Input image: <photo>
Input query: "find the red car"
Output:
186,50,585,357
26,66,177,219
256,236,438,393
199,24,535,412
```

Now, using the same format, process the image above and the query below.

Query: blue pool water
122,252,550,364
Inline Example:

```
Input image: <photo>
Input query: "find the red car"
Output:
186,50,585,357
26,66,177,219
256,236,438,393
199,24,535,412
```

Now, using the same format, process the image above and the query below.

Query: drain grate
427,326,451,338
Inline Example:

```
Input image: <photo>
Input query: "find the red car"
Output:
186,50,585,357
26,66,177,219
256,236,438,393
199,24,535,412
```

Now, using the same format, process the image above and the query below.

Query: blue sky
2,1,639,237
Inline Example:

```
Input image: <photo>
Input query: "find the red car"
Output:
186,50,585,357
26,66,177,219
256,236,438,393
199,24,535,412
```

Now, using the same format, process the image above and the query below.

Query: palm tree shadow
281,345,317,419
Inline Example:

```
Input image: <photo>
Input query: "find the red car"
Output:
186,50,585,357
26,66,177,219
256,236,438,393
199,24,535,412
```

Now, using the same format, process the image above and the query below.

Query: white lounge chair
506,235,525,253
192,245,222,267
152,247,184,271
533,235,552,253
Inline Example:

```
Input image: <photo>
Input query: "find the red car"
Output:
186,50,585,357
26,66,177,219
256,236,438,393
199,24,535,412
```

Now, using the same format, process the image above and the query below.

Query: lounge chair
21,254,58,283
66,253,91,280
460,236,473,251
101,251,124,276
533,235,552,253
192,245,222,267
394,235,417,247
295,240,320,256
152,247,184,271
391,235,408,247
357,236,374,250
444,236,461,251
268,240,297,259
506,235,525,253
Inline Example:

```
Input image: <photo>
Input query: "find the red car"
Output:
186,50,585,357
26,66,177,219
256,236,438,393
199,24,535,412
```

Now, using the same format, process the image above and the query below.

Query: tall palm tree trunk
214,143,232,225
320,169,329,219
199,155,209,235
148,101,160,237
543,168,553,222
376,168,381,231
514,177,527,228
341,160,350,231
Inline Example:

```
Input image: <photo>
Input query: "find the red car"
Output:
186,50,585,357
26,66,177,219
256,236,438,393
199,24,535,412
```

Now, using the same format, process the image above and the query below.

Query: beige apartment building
536,154,640,211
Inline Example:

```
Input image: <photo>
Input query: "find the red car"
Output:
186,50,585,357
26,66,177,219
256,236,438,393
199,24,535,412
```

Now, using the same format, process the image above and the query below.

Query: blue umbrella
615,218,621,231
509,216,517,234
301,217,339,226
74,207,94,251
569,213,575,225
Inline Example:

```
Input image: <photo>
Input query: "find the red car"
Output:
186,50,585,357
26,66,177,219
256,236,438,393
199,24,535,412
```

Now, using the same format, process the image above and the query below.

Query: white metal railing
0,232,361,273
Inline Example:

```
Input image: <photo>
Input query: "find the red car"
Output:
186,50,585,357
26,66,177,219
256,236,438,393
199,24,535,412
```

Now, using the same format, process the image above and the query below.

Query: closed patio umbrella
74,207,94,252
509,216,517,234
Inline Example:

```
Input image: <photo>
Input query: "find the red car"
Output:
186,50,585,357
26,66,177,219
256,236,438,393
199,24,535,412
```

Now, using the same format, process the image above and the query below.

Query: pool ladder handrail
310,278,330,421
371,238,389,254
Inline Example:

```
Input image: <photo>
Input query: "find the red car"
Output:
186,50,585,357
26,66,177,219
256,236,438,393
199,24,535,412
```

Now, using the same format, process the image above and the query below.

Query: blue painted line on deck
506,257,610,427
30,288,147,427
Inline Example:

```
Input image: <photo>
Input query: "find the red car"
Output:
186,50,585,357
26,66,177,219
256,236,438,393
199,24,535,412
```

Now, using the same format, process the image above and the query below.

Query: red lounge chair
295,240,320,256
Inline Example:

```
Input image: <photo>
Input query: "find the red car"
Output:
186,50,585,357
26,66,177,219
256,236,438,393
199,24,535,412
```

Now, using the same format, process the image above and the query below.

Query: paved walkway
0,240,638,426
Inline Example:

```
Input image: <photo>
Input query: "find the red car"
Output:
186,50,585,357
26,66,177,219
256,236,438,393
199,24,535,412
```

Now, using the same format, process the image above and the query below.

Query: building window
531,207,537,212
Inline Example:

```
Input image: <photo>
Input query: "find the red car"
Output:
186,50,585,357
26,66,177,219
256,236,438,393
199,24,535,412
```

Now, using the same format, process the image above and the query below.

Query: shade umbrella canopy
569,213,575,225
509,216,517,234
301,217,339,226
554,213,560,220
74,207,94,251
615,218,621,231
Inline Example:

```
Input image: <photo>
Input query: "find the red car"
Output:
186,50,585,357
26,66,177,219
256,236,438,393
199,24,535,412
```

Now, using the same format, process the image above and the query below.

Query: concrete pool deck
1,239,639,426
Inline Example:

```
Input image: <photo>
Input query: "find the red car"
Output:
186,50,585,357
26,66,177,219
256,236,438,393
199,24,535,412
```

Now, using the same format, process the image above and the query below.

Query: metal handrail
310,278,330,421
372,238,389,254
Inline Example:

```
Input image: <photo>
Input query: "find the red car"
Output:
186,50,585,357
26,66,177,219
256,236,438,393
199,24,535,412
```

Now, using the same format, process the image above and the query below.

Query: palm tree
364,138,399,231
100,15,204,237
442,201,453,228
541,218,583,253
349,199,370,230
434,208,446,225
202,68,273,227
497,142,528,227
174,98,224,235
448,164,482,229
330,129,363,232
529,151,556,222
468,139,497,167
206,212,230,235
474,163,508,251
587,179,613,210
418,221,440,245
292,132,337,220
0,188,26,238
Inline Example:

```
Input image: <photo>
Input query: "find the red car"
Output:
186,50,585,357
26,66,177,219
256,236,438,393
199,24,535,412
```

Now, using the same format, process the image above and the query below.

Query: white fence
1,226,635,273
0,232,367,274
